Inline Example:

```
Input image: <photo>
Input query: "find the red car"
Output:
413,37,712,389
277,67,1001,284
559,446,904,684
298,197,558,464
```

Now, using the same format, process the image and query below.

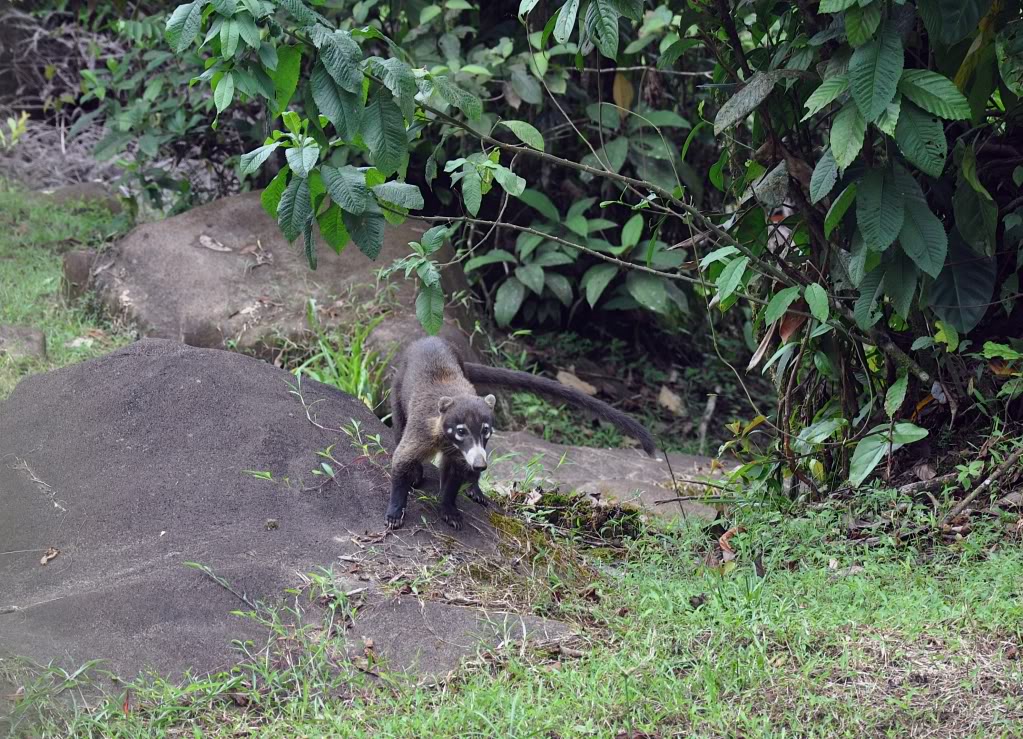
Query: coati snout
439,394,496,471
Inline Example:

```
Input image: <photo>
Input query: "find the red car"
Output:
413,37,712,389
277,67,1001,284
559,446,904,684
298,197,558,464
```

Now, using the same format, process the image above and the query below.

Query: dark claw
440,508,463,530
466,485,488,507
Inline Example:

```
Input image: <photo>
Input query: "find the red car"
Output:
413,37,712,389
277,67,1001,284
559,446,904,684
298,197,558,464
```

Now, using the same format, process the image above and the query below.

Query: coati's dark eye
455,425,468,439
482,424,491,438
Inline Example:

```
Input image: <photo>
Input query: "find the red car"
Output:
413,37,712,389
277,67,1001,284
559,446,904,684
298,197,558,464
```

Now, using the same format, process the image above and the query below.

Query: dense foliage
81,0,1023,491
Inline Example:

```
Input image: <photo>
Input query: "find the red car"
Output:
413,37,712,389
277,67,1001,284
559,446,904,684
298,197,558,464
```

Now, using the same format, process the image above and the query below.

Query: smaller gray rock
488,431,721,523
38,182,122,214
62,249,97,301
0,325,46,361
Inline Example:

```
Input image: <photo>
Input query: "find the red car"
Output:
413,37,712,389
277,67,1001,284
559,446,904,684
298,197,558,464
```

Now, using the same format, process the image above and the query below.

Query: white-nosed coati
385,335,657,530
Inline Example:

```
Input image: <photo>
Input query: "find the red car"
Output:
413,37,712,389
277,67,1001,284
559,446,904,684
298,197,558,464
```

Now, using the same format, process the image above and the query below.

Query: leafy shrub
162,0,1022,493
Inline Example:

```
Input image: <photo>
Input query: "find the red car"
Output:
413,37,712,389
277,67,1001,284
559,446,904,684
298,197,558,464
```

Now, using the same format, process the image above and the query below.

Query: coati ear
438,396,454,413
483,394,496,409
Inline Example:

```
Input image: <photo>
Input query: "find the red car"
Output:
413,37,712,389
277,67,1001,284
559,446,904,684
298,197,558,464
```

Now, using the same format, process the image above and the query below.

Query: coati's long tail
462,363,658,457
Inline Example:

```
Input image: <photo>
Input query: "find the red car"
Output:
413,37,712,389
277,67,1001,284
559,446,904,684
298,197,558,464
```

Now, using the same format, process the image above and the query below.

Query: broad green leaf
845,3,882,47
554,0,581,44
582,263,617,306
220,19,240,58
342,207,386,259
824,183,857,238
236,12,260,48
517,188,560,221
373,181,424,210
416,281,445,335
495,277,526,327
316,203,350,254
898,70,970,120
819,0,857,11
320,30,363,94
982,341,1023,361
285,142,318,179
322,165,368,214
891,422,928,445
519,0,542,14
493,166,526,196
802,75,849,121
500,120,545,151
545,272,573,306
421,226,448,254
716,256,749,301
830,104,866,169
166,2,204,54
465,249,517,272
310,62,362,141
895,164,947,277
269,45,302,112
765,286,801,324
918,0,994,46
589,0,620,59
997,20,1023,96
302,217,316,270
621,214,643,249
848,26,903,121
714,72,777,135
857,167,904,250
239,142,280,176
881,247,919,318
580,138,629,175
432,75,483,120
261,166,289,218
953,145,998,255
213,0,237,13
258,42,278,70
363,93,407,177
853,266,884,329
805,283,830,323
885,372,908,417
929,233,996,334
213,72,234,113
277,174,312,243
462,167,483,216
894,102,947,177
875,94,901,135
637,110,691,128
848,433,886,486
809,148,838,204
365,57,418,123
516,264,546,294
626,271,670,314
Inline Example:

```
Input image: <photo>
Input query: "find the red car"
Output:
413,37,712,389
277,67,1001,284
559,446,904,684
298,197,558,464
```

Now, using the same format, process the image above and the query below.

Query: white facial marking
463,442,488,469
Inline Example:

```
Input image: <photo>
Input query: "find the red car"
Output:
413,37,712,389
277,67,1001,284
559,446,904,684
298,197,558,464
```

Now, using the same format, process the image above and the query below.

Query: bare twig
943,446,1023,524
697,386,720,456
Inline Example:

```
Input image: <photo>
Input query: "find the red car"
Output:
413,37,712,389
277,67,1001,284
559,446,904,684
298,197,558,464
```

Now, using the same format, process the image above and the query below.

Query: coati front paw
466,484,488,507
440,507,463,530
385,506,405,530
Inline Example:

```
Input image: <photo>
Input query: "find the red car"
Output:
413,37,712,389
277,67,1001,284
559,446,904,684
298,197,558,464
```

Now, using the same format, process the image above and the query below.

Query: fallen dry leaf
913,461,937,482
40,547,59,565
557,370,597,396
718,526,744,554
198,234,231,252
747,321,778,371
779,311,807,342
658,386,684,415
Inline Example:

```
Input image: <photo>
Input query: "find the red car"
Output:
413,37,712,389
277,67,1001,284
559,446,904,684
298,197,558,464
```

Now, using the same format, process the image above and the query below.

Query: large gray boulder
0,340,568,684
89,192,471,354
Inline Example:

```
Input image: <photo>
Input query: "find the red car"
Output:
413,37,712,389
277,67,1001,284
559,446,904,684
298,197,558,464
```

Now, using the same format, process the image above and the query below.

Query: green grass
0,185,134,398
6,493,1022,737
